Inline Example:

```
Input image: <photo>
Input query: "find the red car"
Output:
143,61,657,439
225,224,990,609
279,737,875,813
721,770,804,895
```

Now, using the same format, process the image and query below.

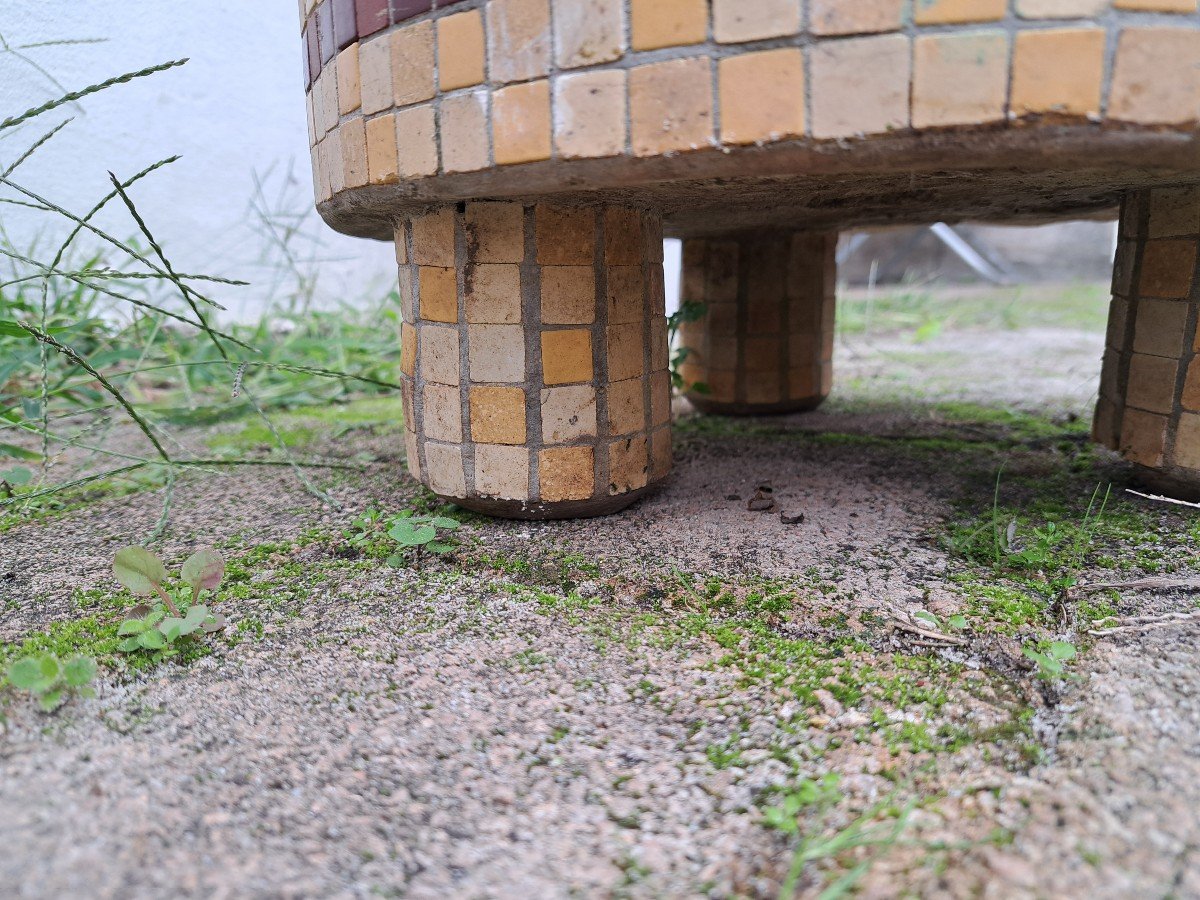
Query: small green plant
762,774,843,834
667,298,709,394
386,511,460,567
913,610,968,632
1023,640,1077,679
111,546,225,660
343,508,386,548
6,652,97,711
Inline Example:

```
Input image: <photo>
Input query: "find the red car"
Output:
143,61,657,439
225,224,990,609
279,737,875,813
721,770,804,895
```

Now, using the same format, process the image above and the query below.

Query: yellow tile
419,266,458,322
470,386,528,444
538,446,595,501
365,113,399,184
438,10,485,91
493,79,552,165
630,0,707,49
1011,28,1105,118
719,48,805,145
914,0,1006,23
541,329,594,384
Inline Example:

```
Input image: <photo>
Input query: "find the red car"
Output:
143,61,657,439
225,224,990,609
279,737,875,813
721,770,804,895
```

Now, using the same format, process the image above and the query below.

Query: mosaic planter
299,0,1200,514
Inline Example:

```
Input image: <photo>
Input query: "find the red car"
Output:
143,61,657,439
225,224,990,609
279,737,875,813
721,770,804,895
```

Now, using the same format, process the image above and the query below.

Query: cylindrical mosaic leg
1095,185,1200,500
397,202,671,519
677,231,836,415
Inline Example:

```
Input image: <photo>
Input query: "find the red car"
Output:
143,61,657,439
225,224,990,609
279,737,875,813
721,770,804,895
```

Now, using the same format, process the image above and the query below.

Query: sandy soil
3,317,1200,898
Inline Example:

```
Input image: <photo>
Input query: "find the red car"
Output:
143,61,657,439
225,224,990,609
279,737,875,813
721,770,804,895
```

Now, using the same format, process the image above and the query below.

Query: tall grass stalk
0,53,401,539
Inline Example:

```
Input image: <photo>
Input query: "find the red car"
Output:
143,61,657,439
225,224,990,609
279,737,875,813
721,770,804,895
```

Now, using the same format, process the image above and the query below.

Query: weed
111,546,226,661
1022,640,1077,680
5,651,96,712
386,511,460,568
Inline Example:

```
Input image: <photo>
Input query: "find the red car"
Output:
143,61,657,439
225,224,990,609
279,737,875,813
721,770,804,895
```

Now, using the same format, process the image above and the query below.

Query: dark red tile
332,0,358,50
392,0,433,22
316,2,335,65
304,23,319,87
355,0,390,37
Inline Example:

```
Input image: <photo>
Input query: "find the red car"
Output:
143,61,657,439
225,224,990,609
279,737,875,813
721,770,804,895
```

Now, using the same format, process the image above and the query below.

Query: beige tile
712,0,800,42
607,266,644,324
359,35,392,115
720,48,805,144
553,0,623,68
650,427,672,479
1149,186,1200,238
395,104,438,177
536,205,596,265
553,70,627,159
650,370,671,426
1016,0,1108,15
809,0,903,35
1173,413,1200,470
1120,407,1168,467
629,57,713,156
487,0,552,83
811,35,909,138
913,32,1009,128
400,322,417,376
1182,357,1200,412
340,117,368,188
1109,28,1200,126
608,376,646,434
391,21,435,107
424,442,466,497
1126,353,1180,414
542,329,594,384
475,444,531,500
438,10,485,91
468,324,526,382
420,324,461,385
466,264,523,324
605,207,644,265
540,384,598,442
493,80,552,165
1140,240,1197,298
440,91,490,173
412,208,456,266
1133,299,1188,358
607,322,645,382
539,446,595,501
423,382,464,442
1115,0,1197,9
542,266,596,324
404,429,421,479
608,436,649,493
470,386,528,444
466,202,526,263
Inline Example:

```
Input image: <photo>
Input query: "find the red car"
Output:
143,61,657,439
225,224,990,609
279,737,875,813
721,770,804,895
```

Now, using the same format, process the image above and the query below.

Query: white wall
0,0,397,320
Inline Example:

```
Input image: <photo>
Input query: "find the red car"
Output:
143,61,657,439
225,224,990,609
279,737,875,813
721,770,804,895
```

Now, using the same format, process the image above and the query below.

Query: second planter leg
678,231,836,415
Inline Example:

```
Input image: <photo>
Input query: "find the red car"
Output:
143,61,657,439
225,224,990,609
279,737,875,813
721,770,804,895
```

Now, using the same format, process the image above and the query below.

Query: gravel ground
3,315,1200,898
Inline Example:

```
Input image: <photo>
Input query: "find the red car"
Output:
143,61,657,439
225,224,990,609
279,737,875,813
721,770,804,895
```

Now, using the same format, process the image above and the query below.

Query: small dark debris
757,482,774,493
780,511,804,525
725,493,741,501
747,490,777,513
